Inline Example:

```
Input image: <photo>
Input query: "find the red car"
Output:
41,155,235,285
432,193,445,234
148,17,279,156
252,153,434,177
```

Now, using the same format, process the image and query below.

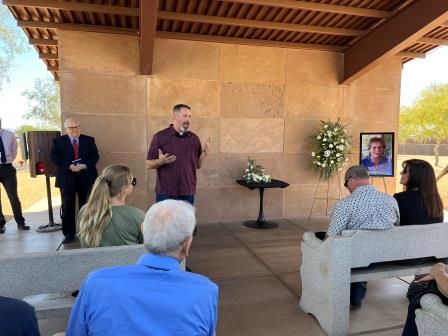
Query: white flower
324,125,328,128
324,150,330,157
330,160,334,164
322,163,327,167
336,153,341,157
327,131,332,137
311,152,315,157
323,138,327,142
340,139,344,144
317,135,321,140
329,144,334,148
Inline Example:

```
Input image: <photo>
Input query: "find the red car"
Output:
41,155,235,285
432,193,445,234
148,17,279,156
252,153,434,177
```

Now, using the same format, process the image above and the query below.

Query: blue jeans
155,194,195,205
351,282,367,305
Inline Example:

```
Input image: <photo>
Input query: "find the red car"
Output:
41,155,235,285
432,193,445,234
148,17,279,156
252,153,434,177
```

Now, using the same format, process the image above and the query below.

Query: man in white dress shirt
0,118,29,234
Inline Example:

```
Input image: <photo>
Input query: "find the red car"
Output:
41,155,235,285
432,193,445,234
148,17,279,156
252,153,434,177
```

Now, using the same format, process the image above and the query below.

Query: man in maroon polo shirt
146,104,210,205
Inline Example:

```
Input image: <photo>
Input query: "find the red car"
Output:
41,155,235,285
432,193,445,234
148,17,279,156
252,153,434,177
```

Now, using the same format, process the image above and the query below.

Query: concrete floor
0,205,410,336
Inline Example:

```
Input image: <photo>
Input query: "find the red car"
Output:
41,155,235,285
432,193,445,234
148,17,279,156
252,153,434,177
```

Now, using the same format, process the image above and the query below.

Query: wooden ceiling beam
29,38,57,46
18,20,138,35
156,31,345,52
221,0,391,18
140,0,158,75
418,37,448,46
3,0,139,16
158,11,364,36
47,65,59,71
39,52,58,60
342,0,448,84
396,51,426,59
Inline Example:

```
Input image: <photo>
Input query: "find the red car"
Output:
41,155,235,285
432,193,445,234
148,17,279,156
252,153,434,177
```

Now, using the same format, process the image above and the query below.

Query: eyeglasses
344,177,351,188
131,177,137,186
66,126,80,130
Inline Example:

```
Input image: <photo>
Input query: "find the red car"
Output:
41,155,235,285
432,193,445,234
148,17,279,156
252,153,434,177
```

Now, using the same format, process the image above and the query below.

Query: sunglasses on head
131,177,137,186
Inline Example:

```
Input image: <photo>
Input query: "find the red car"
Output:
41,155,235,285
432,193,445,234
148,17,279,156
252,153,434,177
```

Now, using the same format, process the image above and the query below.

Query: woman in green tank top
78,165,145,247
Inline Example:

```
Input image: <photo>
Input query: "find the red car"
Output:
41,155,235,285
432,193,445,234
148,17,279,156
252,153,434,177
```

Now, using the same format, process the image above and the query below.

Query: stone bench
299,223,448,336
0,245,185,319
416,293,448,336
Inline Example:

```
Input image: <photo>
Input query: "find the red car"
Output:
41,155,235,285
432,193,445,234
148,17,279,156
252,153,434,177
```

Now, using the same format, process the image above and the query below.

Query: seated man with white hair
65,200,219,336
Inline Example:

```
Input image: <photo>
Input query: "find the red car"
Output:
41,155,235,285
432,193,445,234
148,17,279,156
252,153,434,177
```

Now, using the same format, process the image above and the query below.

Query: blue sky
0,4,447,129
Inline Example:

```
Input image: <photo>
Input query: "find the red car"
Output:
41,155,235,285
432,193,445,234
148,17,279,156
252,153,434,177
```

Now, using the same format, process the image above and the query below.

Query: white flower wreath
311,120,351,180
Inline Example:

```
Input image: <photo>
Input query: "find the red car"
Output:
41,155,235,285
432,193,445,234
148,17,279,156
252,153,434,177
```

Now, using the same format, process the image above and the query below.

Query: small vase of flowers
243,158,272,183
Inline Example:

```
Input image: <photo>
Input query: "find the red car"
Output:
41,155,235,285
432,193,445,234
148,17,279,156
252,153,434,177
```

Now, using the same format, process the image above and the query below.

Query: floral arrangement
311,119,351,180
243,157,272,183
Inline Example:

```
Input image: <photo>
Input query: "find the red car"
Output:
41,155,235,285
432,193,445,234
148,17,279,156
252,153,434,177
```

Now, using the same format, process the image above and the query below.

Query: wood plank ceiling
4,0,448,83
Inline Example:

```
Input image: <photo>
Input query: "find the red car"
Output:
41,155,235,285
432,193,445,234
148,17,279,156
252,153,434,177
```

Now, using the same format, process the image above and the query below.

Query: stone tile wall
58,30,149,210
59,31,401,221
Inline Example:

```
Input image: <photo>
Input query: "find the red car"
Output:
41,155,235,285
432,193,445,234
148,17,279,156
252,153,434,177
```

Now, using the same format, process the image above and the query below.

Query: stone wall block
220,44,285,84
220,82,285,118
195,187,283,222
148,78,220,117
59,30,139,75
197,153,284,188
60,73,146,116
153,39,219,80
343,87,400,122
285,85,344,119
283,185,339,218
286,49,343,86
220,118,284,153
64,114,147,153
349,58,402,91
284,119,322,153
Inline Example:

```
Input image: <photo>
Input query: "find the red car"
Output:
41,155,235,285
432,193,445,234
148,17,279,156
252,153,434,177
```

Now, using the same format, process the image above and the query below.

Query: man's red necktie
72,139,79,160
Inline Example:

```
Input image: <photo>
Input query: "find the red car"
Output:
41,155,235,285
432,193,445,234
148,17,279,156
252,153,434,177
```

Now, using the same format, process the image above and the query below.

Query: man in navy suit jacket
51,118,99,244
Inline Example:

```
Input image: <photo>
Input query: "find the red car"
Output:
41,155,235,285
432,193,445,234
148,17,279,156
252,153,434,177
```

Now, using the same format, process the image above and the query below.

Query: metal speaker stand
36,174,62,233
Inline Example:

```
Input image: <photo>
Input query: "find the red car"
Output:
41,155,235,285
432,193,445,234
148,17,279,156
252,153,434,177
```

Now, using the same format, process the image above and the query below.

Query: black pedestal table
236,179,289,229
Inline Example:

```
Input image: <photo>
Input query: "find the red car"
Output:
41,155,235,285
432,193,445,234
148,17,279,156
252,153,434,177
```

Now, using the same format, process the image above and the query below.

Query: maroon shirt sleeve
197,138,202,161
147,133,160,160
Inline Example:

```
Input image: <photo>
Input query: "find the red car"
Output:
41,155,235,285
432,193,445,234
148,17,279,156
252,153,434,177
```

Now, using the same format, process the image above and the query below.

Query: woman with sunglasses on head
78,164,144,248
394,159,444,227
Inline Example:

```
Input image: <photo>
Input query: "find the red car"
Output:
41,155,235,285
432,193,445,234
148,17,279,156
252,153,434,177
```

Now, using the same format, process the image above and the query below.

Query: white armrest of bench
420,294,448,318
416,294,448,335
302,232,323,249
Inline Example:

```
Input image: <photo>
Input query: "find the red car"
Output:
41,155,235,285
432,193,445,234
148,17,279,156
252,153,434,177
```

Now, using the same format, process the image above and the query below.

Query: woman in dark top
394,159,444,226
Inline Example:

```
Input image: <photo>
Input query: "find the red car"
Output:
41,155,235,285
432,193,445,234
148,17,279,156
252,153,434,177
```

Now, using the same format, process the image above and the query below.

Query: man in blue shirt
66,200,218,336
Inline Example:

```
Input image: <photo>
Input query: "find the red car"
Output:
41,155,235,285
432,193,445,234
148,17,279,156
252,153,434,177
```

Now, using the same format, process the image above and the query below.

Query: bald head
345,165,369,181
344,165,370,193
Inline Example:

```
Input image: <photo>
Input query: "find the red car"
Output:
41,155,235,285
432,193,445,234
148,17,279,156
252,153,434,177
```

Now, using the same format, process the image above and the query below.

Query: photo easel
370,176,388,194
308,172,344,220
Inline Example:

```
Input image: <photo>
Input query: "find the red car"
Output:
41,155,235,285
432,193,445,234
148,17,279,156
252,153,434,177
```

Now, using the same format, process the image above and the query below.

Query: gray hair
345,165,369,181
64,118,80,128
143,200,196,257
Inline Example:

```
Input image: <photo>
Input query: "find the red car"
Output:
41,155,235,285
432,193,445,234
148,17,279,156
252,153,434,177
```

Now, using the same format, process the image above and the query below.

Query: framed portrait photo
359,133,394,177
